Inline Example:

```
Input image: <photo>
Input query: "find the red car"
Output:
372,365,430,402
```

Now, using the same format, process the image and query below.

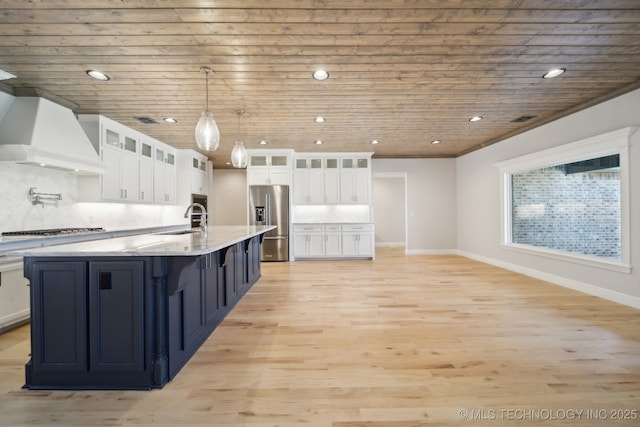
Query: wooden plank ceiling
1,0,640,169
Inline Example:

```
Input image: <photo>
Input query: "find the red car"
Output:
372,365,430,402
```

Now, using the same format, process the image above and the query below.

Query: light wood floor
1,248,639,426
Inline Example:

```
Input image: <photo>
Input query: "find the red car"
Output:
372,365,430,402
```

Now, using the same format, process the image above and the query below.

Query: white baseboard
406,249,458,255
457,250,640,310
375,242,405,247
0,308,30,333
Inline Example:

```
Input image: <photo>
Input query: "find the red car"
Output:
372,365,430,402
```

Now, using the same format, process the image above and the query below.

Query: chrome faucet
183,202,208,233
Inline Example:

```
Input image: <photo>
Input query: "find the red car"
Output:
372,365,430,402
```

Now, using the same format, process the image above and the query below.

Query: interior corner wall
372,158,457,253
211,169,247,225
456,88,640,307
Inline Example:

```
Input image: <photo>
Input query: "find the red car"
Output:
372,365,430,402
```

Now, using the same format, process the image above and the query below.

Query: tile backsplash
292,204,371,223
0,163,186,232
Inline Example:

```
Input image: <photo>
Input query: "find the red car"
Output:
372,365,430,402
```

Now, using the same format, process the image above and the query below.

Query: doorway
372,173,407,249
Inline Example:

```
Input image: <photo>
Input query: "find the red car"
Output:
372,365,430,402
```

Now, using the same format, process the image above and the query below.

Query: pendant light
231,107,248,168
194,67,220,151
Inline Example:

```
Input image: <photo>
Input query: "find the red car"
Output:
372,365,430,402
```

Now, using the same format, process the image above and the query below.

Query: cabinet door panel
220,246,237,307
101,148,121,201
357,233,374,257
308,234,325,257
340,171,356,203
268,170,290,185
247,170,269,186
181,262,206,350
139,159,154,202
89,261,144,373
325,233,342,256
293,233,308,258
204,253,221,326
354,170,370,204
341,233,358,257
324,172,340,204
120,154,139,202
308,172,324,204
31,262,87,373
293,172,310,204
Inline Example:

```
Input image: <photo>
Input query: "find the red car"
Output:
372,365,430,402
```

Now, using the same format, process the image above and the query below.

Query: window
495,128,635,272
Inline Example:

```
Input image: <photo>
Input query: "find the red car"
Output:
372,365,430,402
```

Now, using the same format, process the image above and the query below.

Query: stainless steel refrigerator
249,185,289,261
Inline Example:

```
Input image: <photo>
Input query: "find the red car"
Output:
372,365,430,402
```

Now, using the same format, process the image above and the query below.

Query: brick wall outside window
511,166,621,259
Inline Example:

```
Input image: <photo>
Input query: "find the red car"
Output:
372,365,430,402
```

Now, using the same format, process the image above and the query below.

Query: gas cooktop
2,227,105,236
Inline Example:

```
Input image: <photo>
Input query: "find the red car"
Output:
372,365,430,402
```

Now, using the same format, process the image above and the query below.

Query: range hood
0,95,104,174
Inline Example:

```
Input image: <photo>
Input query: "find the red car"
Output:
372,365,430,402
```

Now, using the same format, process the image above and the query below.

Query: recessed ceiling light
314,116,326,123
312,69,329,81
314,140,324,145
431,139,442,144
86,70,110,81
163,117,177,124
469,116,483,122
542,68,566,79
371,140,379,145
259,140,268,145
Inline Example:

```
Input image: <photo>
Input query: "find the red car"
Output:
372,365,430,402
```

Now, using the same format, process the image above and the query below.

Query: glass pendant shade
195,110,220,151
231,140,248,168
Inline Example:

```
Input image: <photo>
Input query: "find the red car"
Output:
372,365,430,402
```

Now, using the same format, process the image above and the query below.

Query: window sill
502,243,632,274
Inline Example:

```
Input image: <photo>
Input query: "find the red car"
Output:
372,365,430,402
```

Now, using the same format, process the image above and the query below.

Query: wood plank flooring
1,248,639,426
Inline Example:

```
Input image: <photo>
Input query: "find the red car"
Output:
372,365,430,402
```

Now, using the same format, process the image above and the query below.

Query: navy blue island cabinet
21,232,266,390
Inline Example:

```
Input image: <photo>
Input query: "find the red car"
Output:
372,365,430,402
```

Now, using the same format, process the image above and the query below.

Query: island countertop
8,225,276,257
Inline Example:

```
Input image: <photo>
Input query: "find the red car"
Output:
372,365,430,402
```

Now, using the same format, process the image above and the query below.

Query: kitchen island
9,225,275,390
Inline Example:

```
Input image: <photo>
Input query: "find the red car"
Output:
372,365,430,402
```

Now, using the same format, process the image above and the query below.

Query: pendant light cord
205,69,209,112
236,108,244,140
201,66,212,112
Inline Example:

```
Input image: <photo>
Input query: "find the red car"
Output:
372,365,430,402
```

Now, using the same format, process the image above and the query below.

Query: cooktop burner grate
2,227,105,236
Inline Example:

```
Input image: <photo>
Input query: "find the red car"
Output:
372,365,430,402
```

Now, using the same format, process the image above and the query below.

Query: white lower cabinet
293,225,324,258
341,224,374,258
324,225,342,257
293,223,374,259
0,257,30,332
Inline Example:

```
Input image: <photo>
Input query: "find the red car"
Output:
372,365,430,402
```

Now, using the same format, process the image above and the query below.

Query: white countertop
0,224,189,255
8,225,276,257
292,221,374,224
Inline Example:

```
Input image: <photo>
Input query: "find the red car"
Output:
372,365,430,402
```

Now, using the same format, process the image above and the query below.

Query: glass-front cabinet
153,140,177,204
246,149,294,186
292,153,371,205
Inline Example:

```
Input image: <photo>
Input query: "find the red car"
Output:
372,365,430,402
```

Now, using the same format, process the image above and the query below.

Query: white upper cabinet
78,114,179,204
78,115,142,202
177,149,208,200
293,155,324,204
323,156,341,204
340,155,371,204
246,149,293,186
138,139,154,203
153,141,177,204
291,152,372,205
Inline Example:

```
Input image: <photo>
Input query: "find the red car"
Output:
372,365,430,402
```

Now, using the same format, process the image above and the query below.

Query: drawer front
341,224,374,232
324,225,341,232
293,224,324,233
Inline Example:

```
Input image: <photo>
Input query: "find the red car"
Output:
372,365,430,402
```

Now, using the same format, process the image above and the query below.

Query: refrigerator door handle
266,192,272,226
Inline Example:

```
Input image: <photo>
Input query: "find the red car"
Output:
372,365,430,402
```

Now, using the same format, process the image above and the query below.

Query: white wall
457,88,640,307
0,163,186,233
211,169,247,225
372,159,457,253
